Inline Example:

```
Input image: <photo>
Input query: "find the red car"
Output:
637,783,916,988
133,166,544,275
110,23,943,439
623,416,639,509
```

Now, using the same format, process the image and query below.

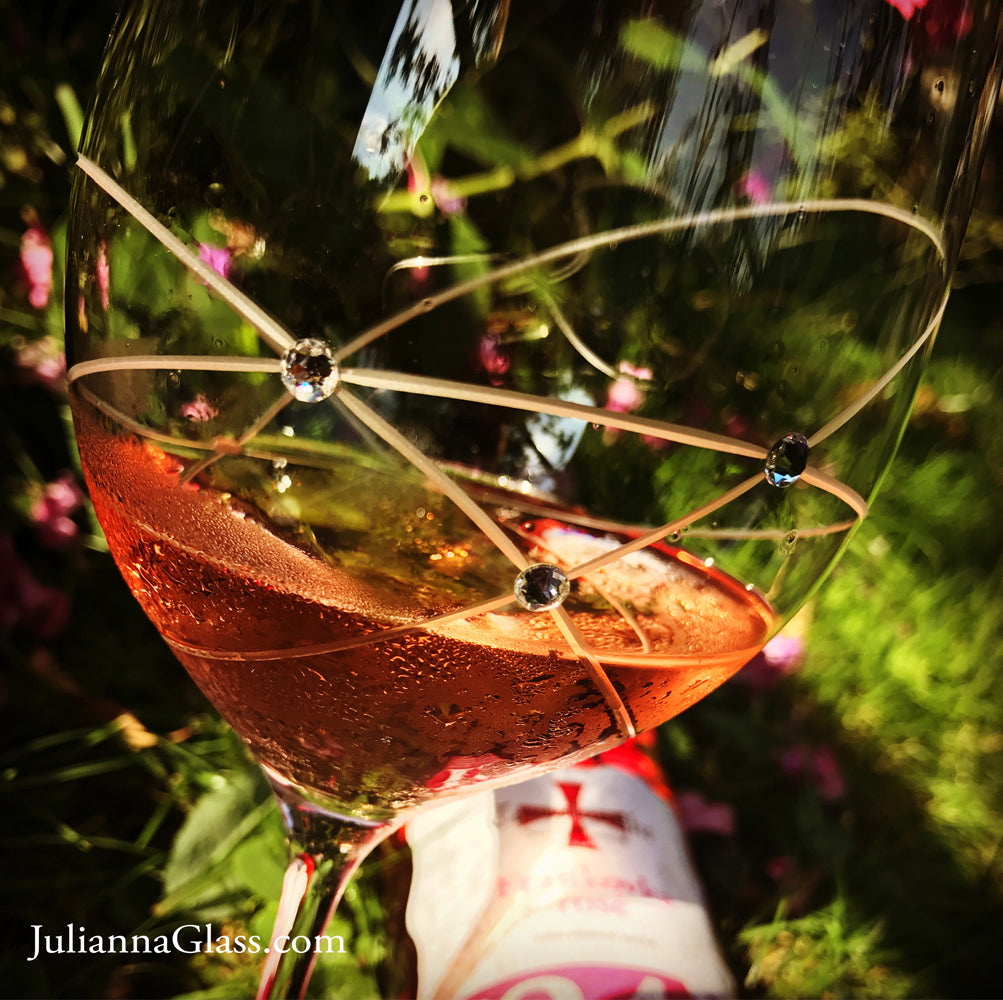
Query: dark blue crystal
514,564,571,611
764,433,809,488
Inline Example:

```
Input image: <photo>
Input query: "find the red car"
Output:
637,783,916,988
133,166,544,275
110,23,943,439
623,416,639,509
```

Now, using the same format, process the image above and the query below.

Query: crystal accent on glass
280,339,340,402
514,563,571,612
764,433,809,488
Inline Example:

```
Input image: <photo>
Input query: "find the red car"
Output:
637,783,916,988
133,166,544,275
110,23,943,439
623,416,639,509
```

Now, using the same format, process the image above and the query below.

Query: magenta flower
431,177,466,216
477,334,511,385
779,745,846,801
198,243,232,280
605,361,653,414
724,414,751,439
0,535,70,638
20,224,53,310
674,790,736,835
31,473,84,550
885,0,928,18
738,633,805,692
735,170,771,204
96,242,110,310
180,395,219,422
15,336,66,392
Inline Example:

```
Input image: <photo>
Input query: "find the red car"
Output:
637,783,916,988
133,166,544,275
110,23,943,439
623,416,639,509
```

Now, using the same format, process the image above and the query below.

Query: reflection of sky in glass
526,386,593,472
353,0,460,182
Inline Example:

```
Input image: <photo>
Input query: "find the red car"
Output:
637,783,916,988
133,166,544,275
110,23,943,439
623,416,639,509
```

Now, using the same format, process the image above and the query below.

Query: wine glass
64,1,1001,996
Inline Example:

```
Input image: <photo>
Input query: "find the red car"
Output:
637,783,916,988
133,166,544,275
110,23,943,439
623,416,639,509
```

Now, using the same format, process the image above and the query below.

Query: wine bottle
405,735,735,999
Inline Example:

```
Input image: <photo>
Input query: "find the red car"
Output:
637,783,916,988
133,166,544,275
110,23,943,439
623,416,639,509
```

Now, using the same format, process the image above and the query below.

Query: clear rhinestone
280,338,340,402
514,564,571,612
764,433,809,488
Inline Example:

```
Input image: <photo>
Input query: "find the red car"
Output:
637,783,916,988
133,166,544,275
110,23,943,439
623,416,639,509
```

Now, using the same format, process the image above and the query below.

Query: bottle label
457,962,690,999
406,765,734,1000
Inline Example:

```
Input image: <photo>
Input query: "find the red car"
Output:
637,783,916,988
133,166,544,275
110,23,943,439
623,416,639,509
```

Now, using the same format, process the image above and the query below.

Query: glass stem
256,783,400,1000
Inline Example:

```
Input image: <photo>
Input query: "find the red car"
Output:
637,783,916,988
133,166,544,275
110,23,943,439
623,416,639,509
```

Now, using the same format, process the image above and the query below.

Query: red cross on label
516,781,628,848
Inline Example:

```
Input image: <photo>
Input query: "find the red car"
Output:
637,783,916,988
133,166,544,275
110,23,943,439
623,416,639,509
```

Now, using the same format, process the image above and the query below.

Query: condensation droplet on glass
421,298,434,312
514,563,571,612
934,78,945,93
782,530,798,553
212,337,224,349
668,530,681,543
968,80,977,96
280,338,340,402
926,112,936,126
166,370,181,388
764,432,809,488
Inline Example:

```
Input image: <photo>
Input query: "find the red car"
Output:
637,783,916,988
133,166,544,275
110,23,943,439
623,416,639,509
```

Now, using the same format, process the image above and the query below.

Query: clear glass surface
64,1,1002,995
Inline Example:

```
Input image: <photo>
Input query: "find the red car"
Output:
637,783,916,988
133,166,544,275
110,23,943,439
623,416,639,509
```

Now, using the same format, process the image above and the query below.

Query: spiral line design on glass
68,155,948,735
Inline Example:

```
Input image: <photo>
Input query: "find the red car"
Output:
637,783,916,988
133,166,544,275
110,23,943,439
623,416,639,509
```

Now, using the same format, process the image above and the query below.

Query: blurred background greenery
1,2,1001,998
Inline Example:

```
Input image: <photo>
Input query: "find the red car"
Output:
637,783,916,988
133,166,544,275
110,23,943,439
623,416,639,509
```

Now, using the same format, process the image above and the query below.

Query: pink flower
20,224,53,309
15,336,66,392
31,473,84,550
763,634,805,672
0,535,70,638
779,745,845,801
735,170,771,204
198,243,232,280
180,395,219,422
674,790,735,835
431,176,466,216
477,334,511,385
739,633,805,691
885,0,928,18
724,414,751,439
96,242,110,310
605,362,653,414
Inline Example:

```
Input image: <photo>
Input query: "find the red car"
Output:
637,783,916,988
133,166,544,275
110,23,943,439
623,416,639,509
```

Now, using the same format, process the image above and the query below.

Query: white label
405,766,735,1000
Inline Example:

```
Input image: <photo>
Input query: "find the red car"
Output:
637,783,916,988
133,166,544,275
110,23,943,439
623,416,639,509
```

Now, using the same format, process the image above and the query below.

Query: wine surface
73,396,772,817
